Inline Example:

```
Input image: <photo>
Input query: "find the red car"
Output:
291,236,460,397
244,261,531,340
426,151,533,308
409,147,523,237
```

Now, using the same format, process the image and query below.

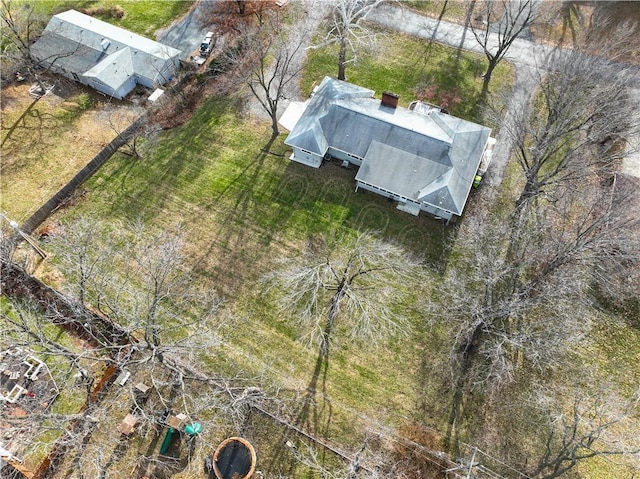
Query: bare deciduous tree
223,6,308,139
264,232,420,356
1,218,230,477
527,383,640,479
508,27,640,213
50,218,221,363
311,0,386,81
1,0,87,91
432,172,640,450
0,0,44,84
470,0,538,99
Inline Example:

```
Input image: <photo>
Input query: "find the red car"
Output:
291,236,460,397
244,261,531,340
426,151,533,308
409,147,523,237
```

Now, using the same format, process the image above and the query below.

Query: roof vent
101,38,110,50
381,91,399,109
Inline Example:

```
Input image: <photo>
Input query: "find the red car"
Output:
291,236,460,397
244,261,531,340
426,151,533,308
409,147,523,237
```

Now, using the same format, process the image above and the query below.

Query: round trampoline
212,437,257,479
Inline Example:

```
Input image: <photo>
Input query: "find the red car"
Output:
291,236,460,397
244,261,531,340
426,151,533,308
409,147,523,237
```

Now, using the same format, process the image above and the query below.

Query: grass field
302,25,514,124
3,2,638,477
0,84,141,223
27,29,491,469
14,0,192,37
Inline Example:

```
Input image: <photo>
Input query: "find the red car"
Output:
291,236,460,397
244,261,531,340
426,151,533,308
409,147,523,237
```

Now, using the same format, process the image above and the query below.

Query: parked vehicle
200,31,215,57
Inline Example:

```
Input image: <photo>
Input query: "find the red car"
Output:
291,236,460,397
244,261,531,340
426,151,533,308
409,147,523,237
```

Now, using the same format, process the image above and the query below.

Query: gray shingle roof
284,77,491,216
30,32,100,74
31,10,180,94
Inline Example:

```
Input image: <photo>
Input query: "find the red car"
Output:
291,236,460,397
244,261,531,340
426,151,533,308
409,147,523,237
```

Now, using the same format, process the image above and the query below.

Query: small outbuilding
31,10,181,99
117,413,139,435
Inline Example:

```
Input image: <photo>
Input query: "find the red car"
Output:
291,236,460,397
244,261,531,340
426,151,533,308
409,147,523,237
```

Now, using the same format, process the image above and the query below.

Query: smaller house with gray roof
281,77,494,220
31,10,181,99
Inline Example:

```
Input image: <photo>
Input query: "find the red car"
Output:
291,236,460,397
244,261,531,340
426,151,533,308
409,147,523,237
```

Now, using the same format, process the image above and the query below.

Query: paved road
369,3,553,67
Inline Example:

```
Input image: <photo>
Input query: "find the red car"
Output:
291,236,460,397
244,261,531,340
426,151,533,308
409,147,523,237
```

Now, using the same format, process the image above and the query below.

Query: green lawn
404,0,468,22
303,26,513,123
44,92,447,467
27,17,512,472
2,1,634,475
2,6,568,475
14,0,192,37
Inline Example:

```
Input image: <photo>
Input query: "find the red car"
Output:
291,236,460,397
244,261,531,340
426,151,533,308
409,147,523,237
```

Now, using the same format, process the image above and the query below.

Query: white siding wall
135,75,155,89
84,77,121,99
356,181,402,201
291,148,322,168
420,203,453,220
328,148,363,166
144,58,178,87
357,180,453,220
116,77,137,98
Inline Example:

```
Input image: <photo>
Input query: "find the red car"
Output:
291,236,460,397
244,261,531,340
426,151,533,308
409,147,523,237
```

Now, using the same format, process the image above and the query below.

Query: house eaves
46,10,180,60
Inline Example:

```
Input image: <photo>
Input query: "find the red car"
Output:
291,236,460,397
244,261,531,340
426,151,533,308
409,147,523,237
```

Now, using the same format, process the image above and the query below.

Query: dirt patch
79,5,125,20
0,83,144,223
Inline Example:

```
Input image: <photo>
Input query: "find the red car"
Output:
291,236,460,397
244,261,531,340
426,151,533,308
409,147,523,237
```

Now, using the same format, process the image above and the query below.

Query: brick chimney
381,91,399,109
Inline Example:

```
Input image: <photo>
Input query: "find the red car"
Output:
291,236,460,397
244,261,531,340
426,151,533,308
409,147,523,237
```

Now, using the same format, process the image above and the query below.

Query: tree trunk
479,59,497,102
433,0,449,42
271,110,279,139
445,322,484,453
515,175,538,210
338,38,347,80
457,0,476,60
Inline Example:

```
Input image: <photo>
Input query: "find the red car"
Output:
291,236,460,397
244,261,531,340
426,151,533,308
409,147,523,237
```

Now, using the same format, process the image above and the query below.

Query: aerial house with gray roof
31,10,181,100
281,77,494,221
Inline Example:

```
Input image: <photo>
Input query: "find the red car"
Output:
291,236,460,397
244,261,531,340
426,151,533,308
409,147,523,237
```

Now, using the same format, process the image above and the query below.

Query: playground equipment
212,437,257,479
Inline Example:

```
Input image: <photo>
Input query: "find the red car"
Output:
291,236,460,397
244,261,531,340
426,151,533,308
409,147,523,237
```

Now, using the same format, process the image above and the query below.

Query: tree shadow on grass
99,434,130,479
263,344,333,478
187,136,279,290
296,346,333,440
99,96,245,224
187,136,321,292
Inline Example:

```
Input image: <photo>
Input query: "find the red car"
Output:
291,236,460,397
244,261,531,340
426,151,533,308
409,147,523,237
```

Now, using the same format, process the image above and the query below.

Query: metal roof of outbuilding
31,9,180,94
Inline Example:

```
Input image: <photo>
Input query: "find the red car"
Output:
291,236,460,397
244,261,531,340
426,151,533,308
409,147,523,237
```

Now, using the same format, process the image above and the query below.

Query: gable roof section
285,78,374,155
417,170,458,213
83,47,134,89
284,77,491,216
44,10,180,61
356,141,454,207
320,104,452,162
30,31,100,74
31,9,180,91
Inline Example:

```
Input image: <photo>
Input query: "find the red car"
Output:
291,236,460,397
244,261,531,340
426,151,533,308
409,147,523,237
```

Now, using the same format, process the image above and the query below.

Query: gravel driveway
156,0,215,61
